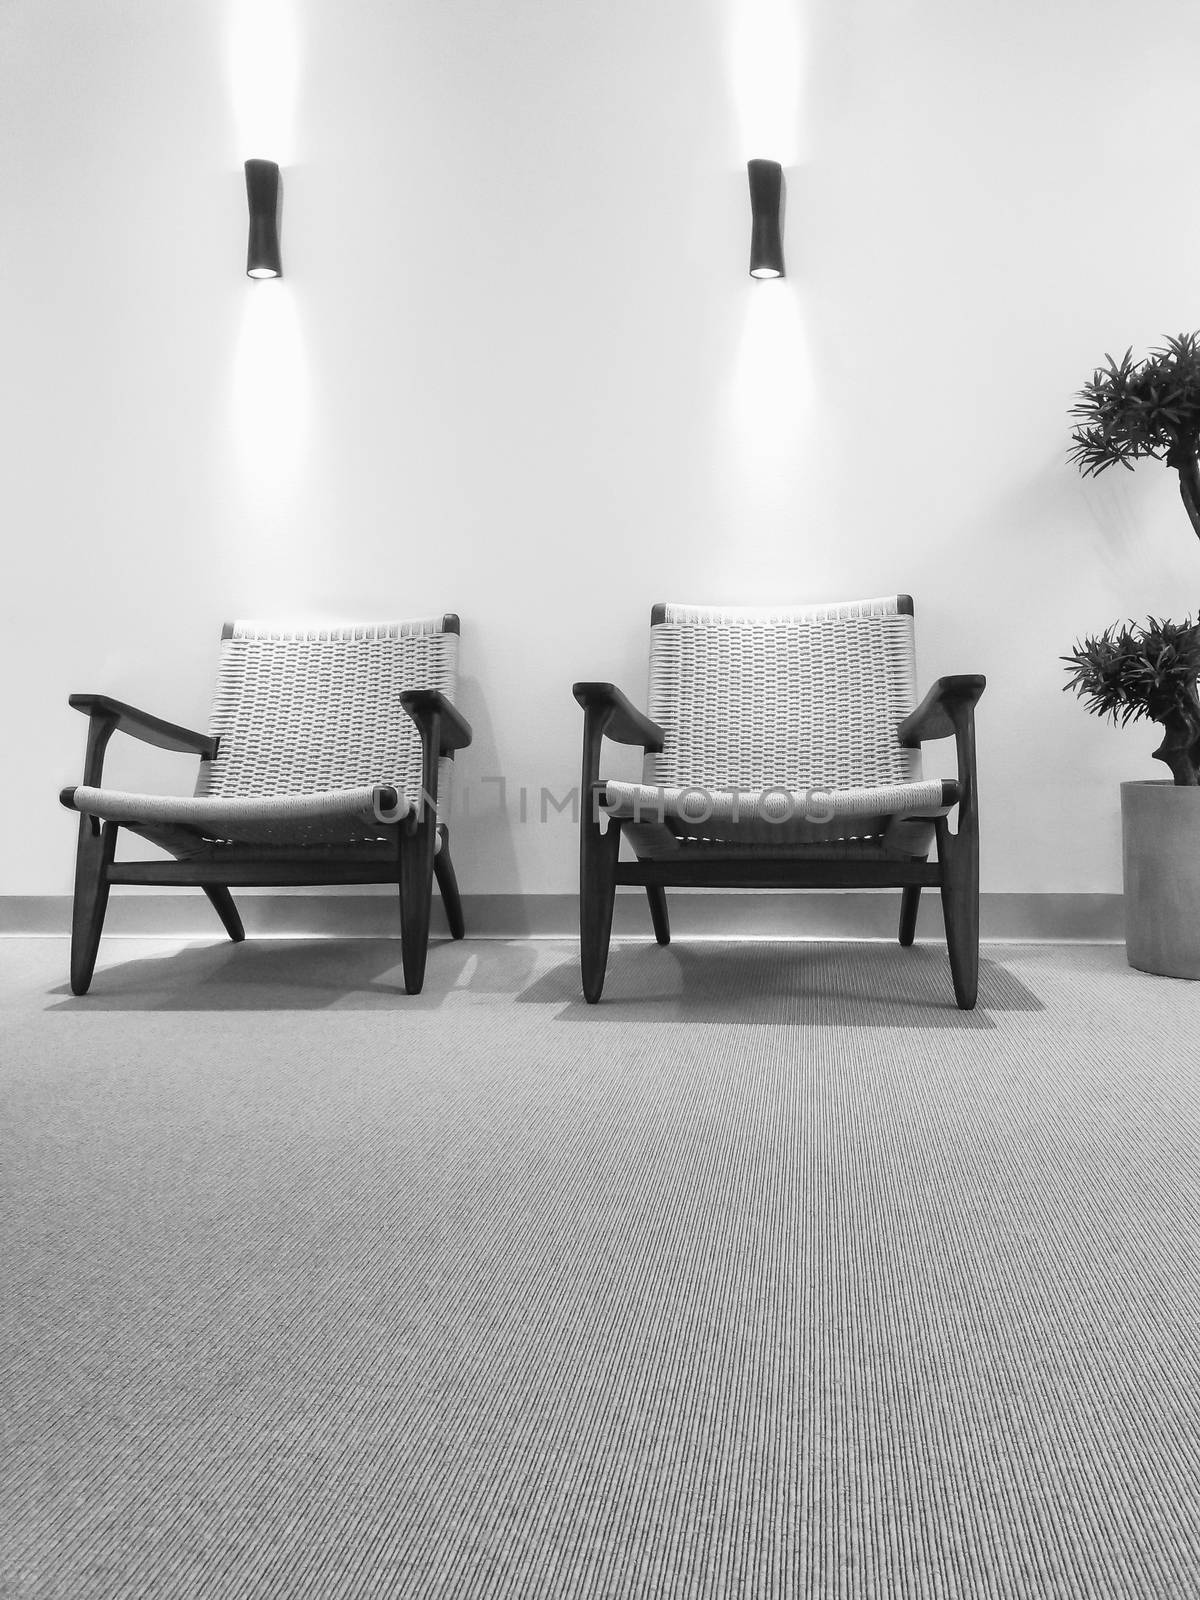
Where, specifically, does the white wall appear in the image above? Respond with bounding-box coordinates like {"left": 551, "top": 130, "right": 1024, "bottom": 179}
{"left": 4, "top": 0, "right": 1199, "bottom": 904}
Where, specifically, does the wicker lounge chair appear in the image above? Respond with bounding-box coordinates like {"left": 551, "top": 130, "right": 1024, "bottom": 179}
{"left": 573, "top": 596, "right": 985, "bottom": 1008}
{"left": 60, "top": 616, "right": 471, "bottom": 996}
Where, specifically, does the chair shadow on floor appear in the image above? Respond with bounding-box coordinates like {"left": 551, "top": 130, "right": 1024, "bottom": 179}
{"left": 45, "top": 938, "right": 1042, "bottom": 1025}
{"left": 516, "top": 941, "right": 1043, "bottom": 1028}
{"left": 44, "top": 937, "right": 495, "bottom": 1013}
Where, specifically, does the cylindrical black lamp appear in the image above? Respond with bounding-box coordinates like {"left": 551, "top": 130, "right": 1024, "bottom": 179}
{"left": 244, "top": 159, "right": 282, "bottom": 279}
{"left": 747, "top": 158, "right": 784, "bottom": 280}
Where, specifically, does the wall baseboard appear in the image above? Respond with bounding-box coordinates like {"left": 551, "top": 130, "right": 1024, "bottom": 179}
{"left": 1, "top": 891, "right": 1124, "bottom": 941}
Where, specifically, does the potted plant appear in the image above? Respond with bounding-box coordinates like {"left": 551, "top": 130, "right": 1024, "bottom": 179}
{"left": 1067, "top": 331, "right": 1200, "bottom": 977}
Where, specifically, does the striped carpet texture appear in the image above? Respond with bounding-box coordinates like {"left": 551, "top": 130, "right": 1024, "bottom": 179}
{"left": 2, "top": 936, "right": 1199, "bottom": 1598}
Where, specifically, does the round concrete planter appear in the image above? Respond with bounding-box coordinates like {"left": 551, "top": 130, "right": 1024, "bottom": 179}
{"left": 1121, "top": 780, "right": 1200, "bottom": 979}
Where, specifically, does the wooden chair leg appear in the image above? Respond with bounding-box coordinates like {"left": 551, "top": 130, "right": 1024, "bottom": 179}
{"left": 580, "top": 816, "right": 622, "bottom": 1004}
{"left": 203, "top": 886, "right": 245, "bottom": 943}
{"left": 937, "top": 824, "right": 979, "bottom": 1010}
{"left": 898, "top": 884, "right": 921, "bottom": 947}
{"left": 70, "top": 817, "right": 118, "bottom": 996}
{"left": 399, "top": 815, "right": 438, "bottom": 995}
{"left": 647, "top": 884, "right": 670, "bottom": 946}
{"left": 433, "top": 824, "right": 465, "bottom": 940}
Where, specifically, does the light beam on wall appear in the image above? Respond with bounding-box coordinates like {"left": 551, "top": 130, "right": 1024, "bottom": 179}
{"left": 229, "top": 0, "right": 298, "bottom": 164}
{"left": 230, "top": 282, "right": 310, "bottom": 564}
{"left": 729, "top": 287, "right": 814, "bottom": 505}
{"left": 228, "top": 0, "right": 309, "bottom": 582}
{"left": 729, "top": 0, "right": 804, "bottom": 166}
{"left": 723, "top": 0, "right": 814, "bottom": 553}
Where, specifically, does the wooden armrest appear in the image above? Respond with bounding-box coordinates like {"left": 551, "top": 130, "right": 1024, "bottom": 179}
{"left": 897, "top": 676, "right": 986, "bottom": 746}
{"left": 399, "top": 689, "right": 473, "bottom": 754}
{"left": 573, "top": 682, "right": 665, "bottom": 751}
{"left": 68, "top": 694, "right": 218, "bottom": 757}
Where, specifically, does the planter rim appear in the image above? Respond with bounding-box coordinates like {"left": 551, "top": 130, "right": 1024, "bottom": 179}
{"left": 1120, "top": 778, "right": 1200, "bottom": 789}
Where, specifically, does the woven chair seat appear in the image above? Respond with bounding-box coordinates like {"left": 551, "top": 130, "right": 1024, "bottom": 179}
{"left": 66, "top": 782, "right": 417, "bottom": 848}
{"left": 604, "top": 775, "right": 955, "bottom": 854}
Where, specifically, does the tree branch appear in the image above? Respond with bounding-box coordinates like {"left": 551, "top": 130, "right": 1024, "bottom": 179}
{"left": 1171, "top": 451, "right": 1200, "bottom": 544}
{"left": 1151, "top": 684, "right": 1200, "bottom": 784}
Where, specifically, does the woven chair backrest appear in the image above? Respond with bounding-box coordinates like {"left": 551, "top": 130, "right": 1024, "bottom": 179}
{"left": 194, "top": 618, "right": 458, "bottom": 802}
{"left": 642, "top": 597, "right": 922, "bottom": 792}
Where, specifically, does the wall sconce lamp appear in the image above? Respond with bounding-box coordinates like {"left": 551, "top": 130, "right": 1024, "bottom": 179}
{"left": 244, "top": 159, "right": 282, "bottom": 279}
{"left": 747, "top": 159, "right": 784, "bottom": 279}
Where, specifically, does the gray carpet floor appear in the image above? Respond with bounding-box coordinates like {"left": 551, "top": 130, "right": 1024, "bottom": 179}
{"left": 2, "top": 934, "right": 1198, "bottom": 1598}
